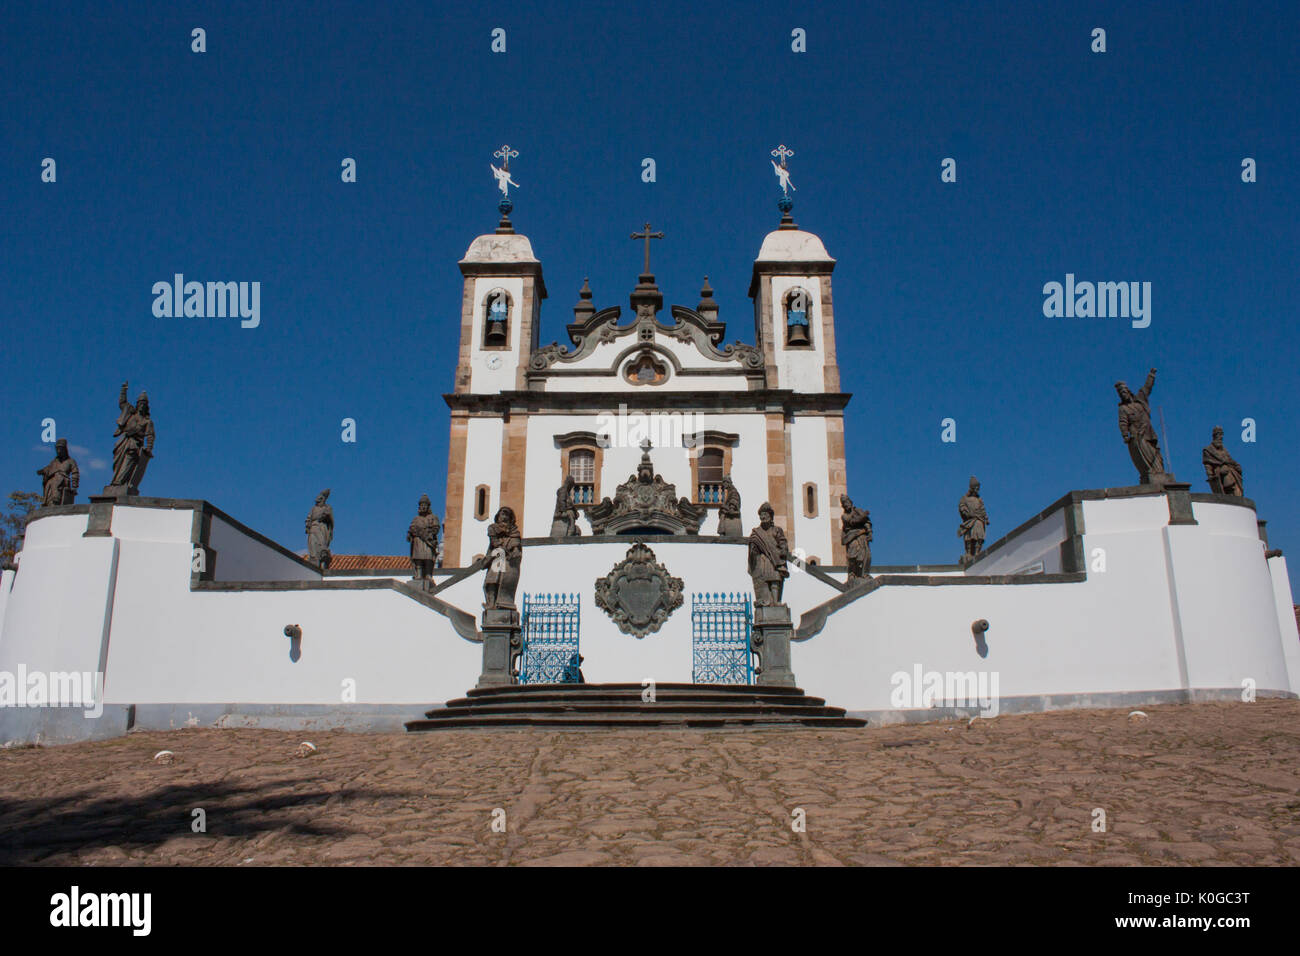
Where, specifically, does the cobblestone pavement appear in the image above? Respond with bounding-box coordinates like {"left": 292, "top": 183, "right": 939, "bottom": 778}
{"left": 3, "top": 699, "right": 1299, "bottom": 866}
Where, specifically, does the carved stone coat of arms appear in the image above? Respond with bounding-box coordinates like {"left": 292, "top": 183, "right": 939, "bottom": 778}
{"left": 594, "top": 540, "right": 685, "bottom": 638}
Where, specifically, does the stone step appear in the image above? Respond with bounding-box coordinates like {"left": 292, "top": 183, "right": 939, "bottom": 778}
{"left": 404, "top": 682, "right": 866, "bottom": 731}
{"left": 405, "top": 712, "right": 867, "bottom": 731}
{"left": 443, "top": 689, "right": 828, "bottom": 708}
{"left": 464, "top": 682, "right": 810, "bottom": 699}
{"left": 422, "top": 700, "right": 848, "bottom": 720}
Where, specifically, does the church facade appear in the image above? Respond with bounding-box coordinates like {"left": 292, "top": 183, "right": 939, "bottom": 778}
{"left": 442, "top": 211, "right": 849, "bottom": 568}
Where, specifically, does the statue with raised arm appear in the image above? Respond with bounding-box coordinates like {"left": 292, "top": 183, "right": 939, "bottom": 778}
{"left": 305, "top": 489, "right": 334, "bottom": 569}
{"left": 104, "top": 381, "right": 155, "bottom": 495}
{"left": 958, "top": 476, "right": 990, "bottom": 563}
{"left": 549, "top": 475, "right": 582, "bottom": 537}
{"left": 1202, "top": 426, "right": 1244, "bottom": 497}
{"left": 37, "top": 439, "right": 79, "bottom": 507}
{"left": 748, "top": 502, "right": 789, "bottom": 606}
{"left": 840, "top": 494, "right": 873, "bottom": 582}
{"left": 717, "top": 474, "right": 743, "bottom": 537}
{"left": 408, "top": 494, "right": 441, "bottom": 586}
{"left": 483, "top": 506, "right": 522, "bottom": 611}
{"left": 1115, "top": 368, "right": 1171, "bottom": 487}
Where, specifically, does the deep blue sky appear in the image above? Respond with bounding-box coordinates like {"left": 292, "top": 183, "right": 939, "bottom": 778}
{"left": 3, "top": 1, "right": 1297, "bottom": 588}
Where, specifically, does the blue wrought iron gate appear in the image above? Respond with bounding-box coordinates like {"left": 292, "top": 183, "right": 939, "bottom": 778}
{"left": 519, "top": 592, "right": 581, "bottom": 684}
{"left": 691, "top": 592, "right": 753, "bottom": 684}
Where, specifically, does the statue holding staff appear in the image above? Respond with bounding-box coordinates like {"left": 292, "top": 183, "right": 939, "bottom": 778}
{"left": 748, "top": 502, "right": 789, "bottom": 607}
{"left": 408, "top": 494, "right": 441, "bottom": 586}
{"left": 37, "top": 439, "right": 79, "bottom": 507}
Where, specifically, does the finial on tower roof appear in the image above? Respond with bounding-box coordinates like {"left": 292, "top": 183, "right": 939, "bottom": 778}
{"left": 491, "top": 144, "right": 520, "bottom": 234}
{"left": 770, "top": 144, "right": 799, "bottom": 229}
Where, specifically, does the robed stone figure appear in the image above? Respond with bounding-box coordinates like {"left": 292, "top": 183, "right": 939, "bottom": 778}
{"left": 105, "top": 381, "right": 155, "bottom": 495}
{"left": 840, "top": 494, "right": 872, "bottom": 581}
{"left": 748, "top": 502, "right": 789, "bottom": 606}
{"left": 305, "top": 489, "right": 334, "bottom": 569}
{"left": 717, "top": 475, "right": 743, "bottom": 537}
{"left": 550, "top": 476, "right": 581, "bottom": 537}
{"left": 1115, "top": 368, "right": 1171, "bottom": 486}
{"left": 483, "top": 506, "right": 522, "bottom": 611}
{"left": 958, "top": 476, "right": 990, "bottom": 561}
{"left": 37, "top": 439, "right": 79, "bottom": 507}
{"left": 408, "top": 494, "right": 441, "bottom": 585}
{"left": 1202, "top": 427, "right": 1244, "bottom": 496}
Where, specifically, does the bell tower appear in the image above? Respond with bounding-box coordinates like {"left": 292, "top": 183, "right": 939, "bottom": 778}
{"left": 443, "top": 147, "right": 547, "bottom": 566}
{"left": 746, "top": 147, "right": 848, "bottom": 563}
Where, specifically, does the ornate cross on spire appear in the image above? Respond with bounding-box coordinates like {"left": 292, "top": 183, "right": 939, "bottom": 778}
{"left": 630, "top": 222, "right": 664, "bottom": 276}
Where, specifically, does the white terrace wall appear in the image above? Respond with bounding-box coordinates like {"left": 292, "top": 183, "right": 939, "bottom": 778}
{"left": 793, "top": 494, "right": 1297, "bottom": 719}
{"left": 0, "top": 503, "right": 479, "bottom": 727}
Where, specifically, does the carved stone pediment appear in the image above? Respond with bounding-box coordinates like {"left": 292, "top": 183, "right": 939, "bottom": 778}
{"left": 594, "top": 540, "right": 684, "bottom": 638}
{"left": 586, "top": 445, "right": 707, "bottom": 535}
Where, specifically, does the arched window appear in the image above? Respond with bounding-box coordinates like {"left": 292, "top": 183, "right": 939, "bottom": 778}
{"left": 785, "top": 288, "right": 812, "bottom": 347}
{"left": 483, "top": 289, "right": 511, "bottom": 348}
{"left": 568, "top": 448, "right": 595, "bottom": 504}
{"left": 697, "top": 448, "right": 724, "bottom": 503}
{"left": 474, "top": 484, "right": 490, "bottom": 520}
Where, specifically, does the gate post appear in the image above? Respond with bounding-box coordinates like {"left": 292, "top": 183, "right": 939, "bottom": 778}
{"left": 751, "top": 604, "right": 797, "bottom": 687}
{"left": 477, "top": 608, "right": 521, "bottom": 687}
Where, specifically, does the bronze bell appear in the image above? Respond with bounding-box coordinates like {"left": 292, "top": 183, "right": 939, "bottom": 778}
{"left": 787, "top": 318, "right": 810, "bottom": 346}
{"left": 485, "top": 316, "right": 507, "bottom": 346}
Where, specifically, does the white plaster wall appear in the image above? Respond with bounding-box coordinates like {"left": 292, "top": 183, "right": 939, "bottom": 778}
{"left": 795, "top": 497, "right": 1296, "bottom": 713}
{"left": 208, "top": 514, "right": 320, "bottom": 582}
{"left": 543, "top": 336, "right": 751, "bottom": 392}
{"left": 458, "top": 417, "right": 504, "bottom": 565}
{"left": 468, "top": 275, "right": 526, "bottom": 394}
{"left": 1165, "top": 505, "right": 1290, "bottom": 694}
{"left": 1268, "top": 556, "right": 1300, "bottom": 694}
{"left": 0, "top": 514, "right": 119, "bottom": 682}
{"left": 789, "top": 416, "right": 831, "bottom": 560}
{"left": 0, "top": 569, "right": 15, "bottom": 649}
{"left": 968, "top": 509, "right": 1067, "bottom": 575}
{"left": 767, "top": 275, "right": 826, "bottom": 393}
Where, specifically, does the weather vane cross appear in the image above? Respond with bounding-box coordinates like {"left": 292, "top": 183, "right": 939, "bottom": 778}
{"left": 770, "top": 144, "right": 796, "bottom": 196}
{"left": 490, "top": 144, "right": 520, "bottom": 199}
{"left": 630, "top": 221, "right": 664, "bottom": 275}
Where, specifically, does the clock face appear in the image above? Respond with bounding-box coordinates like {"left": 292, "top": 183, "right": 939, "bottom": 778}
{"left": 485, "top": 354, "right": 503, "bottom": 370}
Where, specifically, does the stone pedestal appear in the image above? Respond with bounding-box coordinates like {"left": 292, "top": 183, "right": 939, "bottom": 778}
{"left": 1164, "top": 482, "right": 1197, "bottom": 526}
{"left": 751, "top": 604, "right": 797, "bottom": 687}
{"left": 477, "top": 608, "right": 521, "bottom": 688}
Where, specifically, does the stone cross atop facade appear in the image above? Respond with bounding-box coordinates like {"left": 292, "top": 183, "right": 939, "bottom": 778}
{"left": 630, "top": 222, "right": 664, "bottom": 277}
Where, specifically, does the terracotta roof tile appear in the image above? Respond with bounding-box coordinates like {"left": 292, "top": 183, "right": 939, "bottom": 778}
{"left": 328, "top": 554, "right": 414, "bottom": 571}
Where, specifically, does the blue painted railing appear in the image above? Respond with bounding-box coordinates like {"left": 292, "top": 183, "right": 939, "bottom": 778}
{"left": 520, "top": 592, "right": 581, "bottom": 684}
{"left": 691, "top": 592, "right": 753, "bottom": 684}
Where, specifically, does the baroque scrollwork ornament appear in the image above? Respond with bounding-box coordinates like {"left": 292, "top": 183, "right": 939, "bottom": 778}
{"left": 593, "top": 540, "right": 684, "bottom": 639}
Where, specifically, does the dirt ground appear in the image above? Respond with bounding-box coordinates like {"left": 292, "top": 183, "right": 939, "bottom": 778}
{"left": 3, "top": 699, "right": 1299, "bottom": 866}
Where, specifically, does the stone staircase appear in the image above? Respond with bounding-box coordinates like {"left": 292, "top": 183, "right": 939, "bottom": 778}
{"left": 404, "top": 682, "right": 867, "bottom": 731}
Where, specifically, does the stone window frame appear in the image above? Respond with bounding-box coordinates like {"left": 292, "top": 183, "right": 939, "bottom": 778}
{"left": 555, "top": 431, "right": 605, "bottom": 507}
{"left": 783, "top": 287, "right": 815, "bottom": 350}
{"left": 802, "top": 481, "right": 819, "bottom": 518}
{"left": 685, "top": 430, "right": 739, "bottom": 507}
{"left": 474, "top": 484, "right": 491, "bottom": 521}
{"left": 481, "top": 288, "right": 513, "bottom": 351}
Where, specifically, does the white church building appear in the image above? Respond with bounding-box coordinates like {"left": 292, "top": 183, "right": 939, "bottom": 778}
{"left": 2, "top": 182, "right": 1298, "bottom": 742}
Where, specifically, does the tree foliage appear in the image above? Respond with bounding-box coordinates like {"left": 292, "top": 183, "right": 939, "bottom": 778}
{"left": 1, "top": 491, "right": 41, "bottom": 568}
